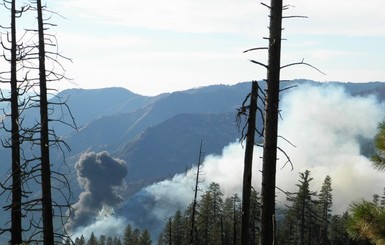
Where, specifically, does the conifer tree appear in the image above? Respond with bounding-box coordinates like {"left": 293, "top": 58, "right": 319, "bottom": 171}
{"left": 99, "top": 235, "right": 106, "bottom": 245}
{"left": 106, "top": 236, "right": 113, "bottom": 245}
{"left": 285, "top": 170, "right": 317, "bottom": 245}
{"left": 113, "top": 237, "right": 122, "bottom": 245}
{"left": 318, "top": 175, "right": 333, "bottom": 245}
{"left": 222, "top": 194, "right": 242, "bottom": 245}
{"left": 76, "top": 235, "right": 86, "bottom": 245}
{"left": 139, "top": 229, "right": 152, "bottom": 245}
{"left": 196, "top": 182, "right": 224, "bottom": 244}
{"left": 329, "top": 212, "right": 351, "bottom": 245}
{"left": 87, "top": 232, "right": 98, "bottom": 245}
{"left": 123, "top": 224, "right": 133, "bottom": 245}
{"left": 347, "top": 199, "right": 385, "bottom": 244}
{"left": 132, "top": 228, "right": 141, "bottom": 244}
{"left": 172, "top": 210, "right": 187, "bottom": 245}
{"left": 371, "top": 121, "right": 385, "bottom": 170}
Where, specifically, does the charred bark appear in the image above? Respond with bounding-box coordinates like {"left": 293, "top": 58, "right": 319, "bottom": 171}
{"left": 260, "top": 0, "right": 283, "bottom": 244}
{"left": 241, "top": 81, "right": 258, "bottom": 245}
{"left": 36, "top": 0, "right": 54, "bottom": 243}
{"left": 10, "top": 0, "right": 22, "bottom": 243}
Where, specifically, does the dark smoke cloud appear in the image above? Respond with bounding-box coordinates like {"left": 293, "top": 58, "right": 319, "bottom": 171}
{"left": 66, "top": 151, "right": 127, "bottom": 232}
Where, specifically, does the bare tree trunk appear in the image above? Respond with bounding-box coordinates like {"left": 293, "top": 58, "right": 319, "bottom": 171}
{"left": 260, "top": 0, "right": 283, "bottom": 244}
{"left": 241, "top": 81, "right": 258, "bottom": 245}
{"left": 190, "top": 141, "right": 203, "bottom": 245}
{"left": 36, "top": 0, "right": 54, "bottom": 243}
{"left": 10, "top": 0, "right": 22, "bottom": 243}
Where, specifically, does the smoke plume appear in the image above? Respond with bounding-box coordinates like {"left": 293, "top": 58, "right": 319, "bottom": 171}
{"left": 276, "top": 84, "right": 385, "bottom": 212}
{"left": 66, "top": 151, "right": 127, "bottom": 232}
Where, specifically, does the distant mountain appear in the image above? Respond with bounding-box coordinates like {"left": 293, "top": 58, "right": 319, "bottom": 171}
{"left": 49, "top": 87, "right": 161, "bottom": 135}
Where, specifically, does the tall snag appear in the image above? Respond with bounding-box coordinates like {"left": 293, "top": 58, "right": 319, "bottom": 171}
{"left": 10, "top": 0, "right": 22, "bottom": 243}
{"left": 190, "top": 141, "right": 204, "bottom": 245}
{"left": 240, "top": 81, "right": 258, "bottom": 244}
{"left": 36, "top": 0, "right": 54, "bottom": 243}
{"left": 260, "top": 0, "right": 283, "bottom": 244}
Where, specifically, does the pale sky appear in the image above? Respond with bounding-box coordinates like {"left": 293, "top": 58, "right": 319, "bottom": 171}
{"left": 6, "top": 0, "right": 385, "bottom": 95}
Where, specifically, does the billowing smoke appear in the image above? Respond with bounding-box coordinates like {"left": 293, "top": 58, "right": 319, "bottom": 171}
{"left": 75, "top": 83, "right": 385, "bottom": 240}
{"left": 276, "top": 84, "right": 385, "bottom": 212}
{"left": 66, "top": 151, "right": 127, "bottom": 233}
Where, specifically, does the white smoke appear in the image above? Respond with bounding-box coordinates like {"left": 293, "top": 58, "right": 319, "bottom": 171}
{"left": 276, "top": 84, "right": 385, "bottom": 212}
{"left": 71, "top": 208, "right": 127, "bottom": 240}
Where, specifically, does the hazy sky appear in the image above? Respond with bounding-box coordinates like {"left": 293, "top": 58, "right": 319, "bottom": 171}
{"left": 29, "top": 0, "right": 385, "bottom": 95}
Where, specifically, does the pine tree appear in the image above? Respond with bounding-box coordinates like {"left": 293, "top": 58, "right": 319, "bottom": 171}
{"left": 76, "top": 235, "right": 86, "bottom": 245}
{"left": 285, "top": 170, "right": 317, "bottom": 245}
{"left": 99, "top": 235, "right": 106, "bottom": 245}
{"left": 329, "top": 213, "right": 351, "bottom": 245}
{"left": 347, "top": 199, "right": 385, "bottom": 244}
{"left": 106, "top": 236, "right": 113, "bottom": 245}
{"left": 318, "top": 175, "right": 333, "bottom": 245}
{"left": 158, "top": 217, "right": 171, "bottom": 245}
{"left": 139, "top": 229, "right": 152, "bottom": 245}
{"left": 87, "top": 232, "right": 99, "bottom": 245}
{"left": 172, "top": 210, "right": 187, "bottom": 245}
{"left": 196, "top": 182, "right": 224, "bottom": 244}
{"left": 113, "top": 237, "right": 122, "bottom": 245}
{"left": 222, "top": 194, "right": 242, "bottom": 245}
{"left": 123, "top": 224, "right": 133, "bottom": 245}
{"left": 132, "top": 228, "right": 141, "bottom": 244}
{"left": 371, "top": 121, "right": 385, "bottom": 170}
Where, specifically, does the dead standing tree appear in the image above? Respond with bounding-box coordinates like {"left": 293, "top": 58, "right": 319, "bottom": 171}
{"left": 260, "top": 0, "right": 283, "bottom": 244}
{"left": 242, "top": 1, "right": 322, "bottom": 244}
{"left": 25, "top": 0, "right": 75, "bottom": 242}
{"left": 35, "top": 0, "right": 54, "bottom": 242}
{"left": 0, "top": 1, "right": 32, "bottom": 243}
{"left": 9, "top": 0, "right": 22, "bottom": 243}
{"left": 237, "top": 81, "right": 259, "bottom": 245}
{"left": 190, "top": 141, "right": 204, "bottom": 245}
{"left": 0, "top": 0, "right": 75, "bottom": 243}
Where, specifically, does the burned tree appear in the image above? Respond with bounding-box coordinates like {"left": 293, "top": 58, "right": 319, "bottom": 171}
{"left": 259, "top": 0, "right": 283, "bottom": 244}
{"left": 9, "top": 0, "right": 22, "bottom": 243}
{"left": 237, "top": 81, "right": 259, "bottom": 245}
{"left": 243, "top": 1, "right": 322, "bottom": 244}
{"left": 0, "top": 0, "right": 75, "bottom": 243}
{"left": 36, "top": 0, "right": 54, "bottom": 242}
{"left": 190, "top": 141, "right": 204, "bottom": 245}
{"left": 0, "top": 1, "right": 32, "bottom": 244}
